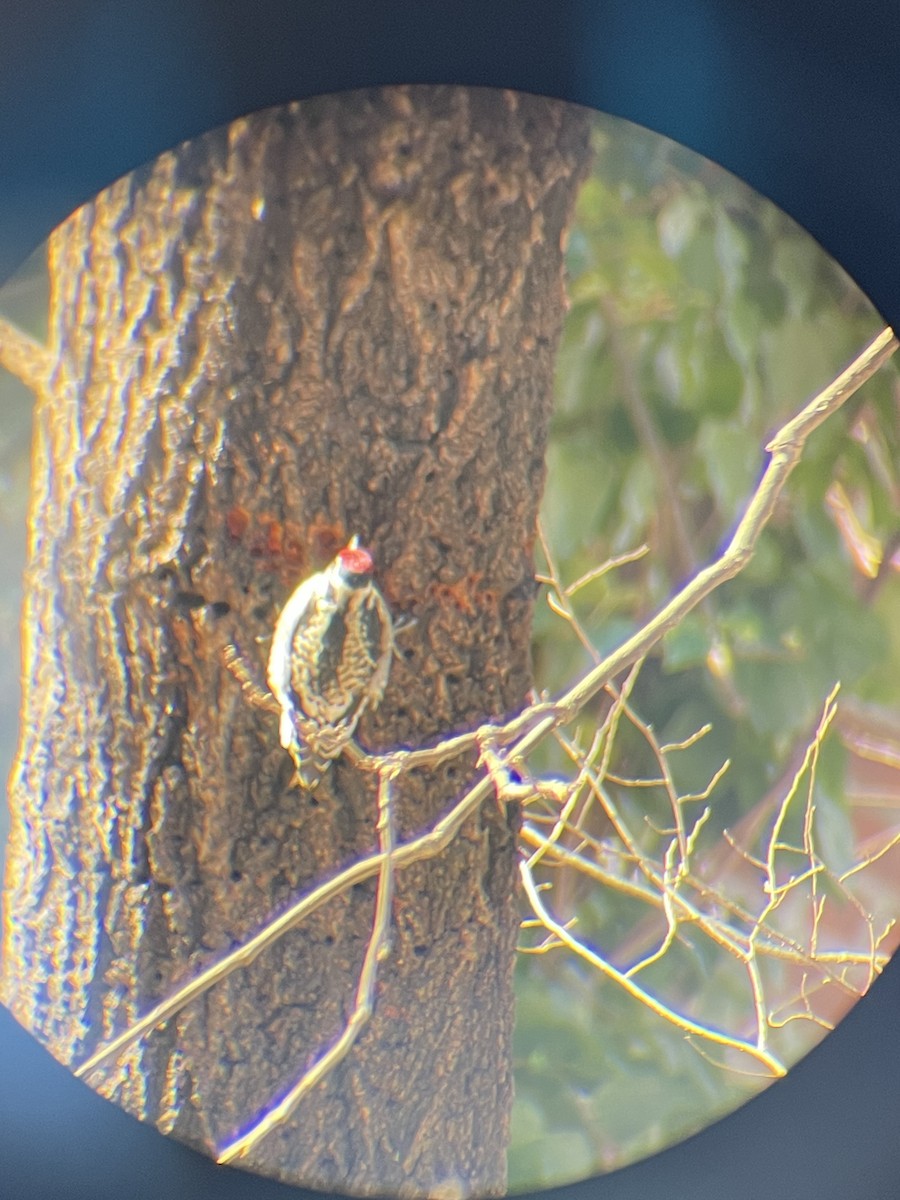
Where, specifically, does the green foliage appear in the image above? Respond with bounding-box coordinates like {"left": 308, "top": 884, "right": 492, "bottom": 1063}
{"left": 539, "top": 116, "right": 894, "bottom": 769}
{"left": 512, "top": 113, "right": 899, "bottom": 1190}
{"left": 509, "top": 952, "right": 757, "bottom": 1192}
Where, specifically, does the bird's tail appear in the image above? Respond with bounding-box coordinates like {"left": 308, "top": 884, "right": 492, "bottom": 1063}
{"left": 287, "top": 719, "right": 357, "bottom": 790}
{"left": 292, "top": 744, "right": 333, "bottom": 790}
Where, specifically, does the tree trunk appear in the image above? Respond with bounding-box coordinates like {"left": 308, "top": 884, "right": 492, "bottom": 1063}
{"left": 0, "top": 86, "right": 590, "bottom": 1197}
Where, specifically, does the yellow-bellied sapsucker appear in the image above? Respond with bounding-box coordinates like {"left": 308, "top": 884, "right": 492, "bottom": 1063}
{"left": 266, "top": 536, "right": 394, "bottom": 788}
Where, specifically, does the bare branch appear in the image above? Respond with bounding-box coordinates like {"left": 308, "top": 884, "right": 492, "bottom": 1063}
{"left": 0, "top": 314, "right": 52, "bottom": 397}
{"left": 519, "top": 857, "right": 787, "bottom": 1076}
{"left": 75, "top": 761, "right": 493, "bottom": 1078}
{"left": 75, "top": 326, "right": 899, "bottom": 1112}
{"left": 548, "top": 327, "right": 898, "bottom": 727}
{"left": 519, "top": 821, "right": 892, "bottom": 976}
{"left": 217, "top": 770, "right": 399, "bottom": 1164}
{"left": 367, "top": 328, "right": 899, "bottom": 774}
{"left": 564, "top": 544, "right": 650, "bottom": 598}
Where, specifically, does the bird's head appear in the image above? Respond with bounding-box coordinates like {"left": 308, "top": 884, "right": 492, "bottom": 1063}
{"left": 335, "top": 535, "right": 375, "bottom": 586}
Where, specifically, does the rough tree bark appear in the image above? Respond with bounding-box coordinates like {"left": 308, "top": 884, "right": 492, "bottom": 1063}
{"left": 0, "top": 87, "right": 591, "bottom": 1196}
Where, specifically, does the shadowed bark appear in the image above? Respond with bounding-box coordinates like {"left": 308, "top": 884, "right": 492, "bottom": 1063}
{"left": 0, "top": 86, "right": 591, "bottom": 1197}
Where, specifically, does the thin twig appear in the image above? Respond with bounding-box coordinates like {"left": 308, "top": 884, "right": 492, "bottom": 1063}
{"left": 536, "top": 520, "right": 602, "bottom": 664}
{"left": 216, "top": 770, "right": 398, "bottom": 1164}
{"left": 545, "top": 327, "right": 899, "bottom": 728}
{"left": 520, "top": 857, "right": 786, "bottom": 1076}
{"left": 519, "top": 822, "right": 892, "bottom": 974}
{"left": 564, "top": 544, "right": 650, "bottom": 597}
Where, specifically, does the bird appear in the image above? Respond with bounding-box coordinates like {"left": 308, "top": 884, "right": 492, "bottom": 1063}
{"left": 266, "top": 536, "right": 394, "bottom": 788}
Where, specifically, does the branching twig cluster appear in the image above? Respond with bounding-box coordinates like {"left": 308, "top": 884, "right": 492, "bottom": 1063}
{"left": 516, "top": 605, "right": 894, "bottom": 1079}
{"left": 69, "top": 328, "right": 899, "bottom": 1161}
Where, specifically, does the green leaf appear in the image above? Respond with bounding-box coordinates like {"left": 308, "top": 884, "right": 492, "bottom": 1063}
{"left": 696, "top": 421, "right": 761, "bottom": 519}
{"left": 662, "top": 612, "right": 710, "bottom": 672}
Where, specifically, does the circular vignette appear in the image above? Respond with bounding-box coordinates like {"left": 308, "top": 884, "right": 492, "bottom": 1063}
{"left": 0, "top": 14, "right": 897, "bottom": 1200}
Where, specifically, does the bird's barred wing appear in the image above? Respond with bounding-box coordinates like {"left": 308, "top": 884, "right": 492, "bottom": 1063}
{"left": 289, "top": 598, "right": 355, "bottom": 727}
{"left": 266, "top": 573, "right": 323, "bottom": 749}
{"left": 266, "top": 572, "right": 348, "bottom": 732}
